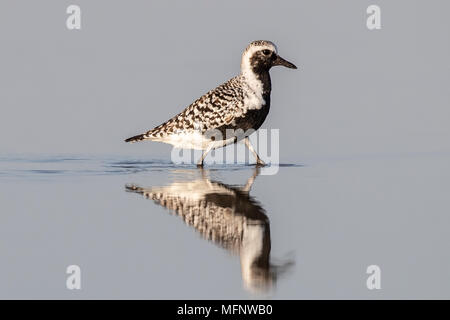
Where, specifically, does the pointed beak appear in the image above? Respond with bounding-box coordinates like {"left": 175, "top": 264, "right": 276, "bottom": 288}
{"left": 272, "top": 54, "right": 297, "bottom": 69}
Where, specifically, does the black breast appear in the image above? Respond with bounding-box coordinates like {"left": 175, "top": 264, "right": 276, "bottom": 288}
{"left": 234, "top": 71, "right": 272, "bottom": 133}
{"left": 213, "top": 71, "right": 272, "bottom": 141}
{"left": 233, "top": 93, "right": 271, "bottom": 133}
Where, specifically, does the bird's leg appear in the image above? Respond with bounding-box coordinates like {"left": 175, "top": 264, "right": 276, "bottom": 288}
{"left": 196, "top": 145, "right": 213, "bottom": 167}
{"left": 244, "top": 137, "right": 266, "bottom": 166}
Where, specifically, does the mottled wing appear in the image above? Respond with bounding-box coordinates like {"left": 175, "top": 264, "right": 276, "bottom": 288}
{"left": 149, "top": 76, "right": 245, "bottom": 138}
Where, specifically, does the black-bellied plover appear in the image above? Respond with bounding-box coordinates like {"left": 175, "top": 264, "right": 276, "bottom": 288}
{"left": 125, "top": 40, "right": 297, "bottom": 166}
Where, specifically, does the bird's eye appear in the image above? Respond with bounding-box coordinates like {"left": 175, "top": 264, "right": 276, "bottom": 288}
{"left": 262, "top": 49, "right": 271, "bottom": 56}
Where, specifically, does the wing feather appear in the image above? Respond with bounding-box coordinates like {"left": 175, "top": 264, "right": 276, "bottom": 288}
{"left": 149, "top": 76, "right": 245, "bottom": 137}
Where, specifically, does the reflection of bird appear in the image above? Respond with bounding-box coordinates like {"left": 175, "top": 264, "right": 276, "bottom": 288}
{"left": 125, "top": 169, "right": 291, "bottom": 293}
{"left": 125, "top": 40, "right": 297, "bottom": 166}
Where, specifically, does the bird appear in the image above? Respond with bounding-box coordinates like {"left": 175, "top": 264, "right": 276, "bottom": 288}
{"left": 125, "top": 169, "right": 293, "bottom": 293}
{"left": 125, "top": 40, "right": 297, "bottom": 167}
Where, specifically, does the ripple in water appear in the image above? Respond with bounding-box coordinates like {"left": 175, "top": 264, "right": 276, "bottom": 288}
{"left": 0, "top": 155, "right": 304, "bottom": 178}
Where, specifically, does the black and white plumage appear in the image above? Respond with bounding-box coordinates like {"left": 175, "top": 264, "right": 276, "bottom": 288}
{"left": 125, "top": 40, "right": 297, "bottom": 166}
{"left": 125, "top": 169, "right": 292, "bottom": 292}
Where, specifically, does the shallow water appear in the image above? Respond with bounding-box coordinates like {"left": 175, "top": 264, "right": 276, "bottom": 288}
{"left": 1, "top": 153, "right": 450, "bottom": 299}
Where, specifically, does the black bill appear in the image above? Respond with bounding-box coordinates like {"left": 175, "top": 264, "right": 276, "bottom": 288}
{"left": 273, "top": 55, "right": 297, "bottom": 69}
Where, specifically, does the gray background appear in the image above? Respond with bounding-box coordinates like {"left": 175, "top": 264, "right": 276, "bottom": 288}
{"left": 0, "top": 0, "right": 450, "bottom": 299}
{"left": 1, "top": 0, "right": 449, "bottom": 160}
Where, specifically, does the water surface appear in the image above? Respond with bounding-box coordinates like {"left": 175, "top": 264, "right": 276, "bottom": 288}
{"left": 1, "top": 153, "right": 450, "bottom": 299}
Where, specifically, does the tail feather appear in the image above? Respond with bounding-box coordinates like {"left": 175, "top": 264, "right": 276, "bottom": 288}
{"left": 125, "top": 121, "right": 170, "bottom": 143}
{"left": 125, "top": 133, "right": 150, "bottom": 143}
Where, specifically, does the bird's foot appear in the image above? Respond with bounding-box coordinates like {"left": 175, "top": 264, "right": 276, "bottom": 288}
{"left": 196, "top": 162, "right": 204, "bottom": 168}
{"left": 255, "top": 159, "right": 266, "bottom": 167}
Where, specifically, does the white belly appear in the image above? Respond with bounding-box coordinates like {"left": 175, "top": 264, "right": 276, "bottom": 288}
{"left": 155, "top": 131, "right": 237, "bottom": 150}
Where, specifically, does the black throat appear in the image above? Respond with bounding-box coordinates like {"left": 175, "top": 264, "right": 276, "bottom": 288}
{"left": 252, "top": 68, "right": 272, "bottom": 95}
{"left": 249, "top": 52, "right": 273, "bottom": 95}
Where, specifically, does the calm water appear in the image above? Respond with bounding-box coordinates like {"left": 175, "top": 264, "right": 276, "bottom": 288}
{"left": 1, "top": 153, "right": 450, "bottom": 299}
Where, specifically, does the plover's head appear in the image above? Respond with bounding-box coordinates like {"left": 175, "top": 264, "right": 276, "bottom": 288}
{"left": 241, "top": 40, "right": 297, "bottom": 75}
